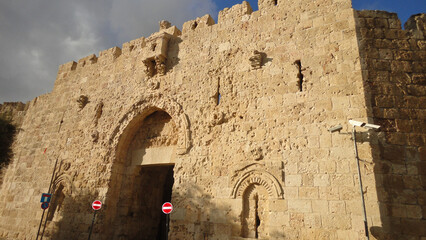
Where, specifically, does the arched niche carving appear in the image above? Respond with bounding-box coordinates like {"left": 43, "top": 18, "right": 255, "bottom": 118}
{"left": 47, "top": 173, "right": 74, "bottom": 222}
{"left": 52, "top": 173, "right": 74, "bottom": 195}
{"left": 231, "top": 170, "right": 284, "bottom": 199}
{"left": 109, "top": 93, "right": 191, "bottom": 164}
{"left": 241, "top": 184, "right": 269, "bottom": 239}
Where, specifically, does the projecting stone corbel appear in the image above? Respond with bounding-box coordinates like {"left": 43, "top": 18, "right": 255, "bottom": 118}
{"left": 141, "top": 22, "right": 176, "bottom": 77}
{"left": 249, "top": 50, "right": 264, "bottom": 69}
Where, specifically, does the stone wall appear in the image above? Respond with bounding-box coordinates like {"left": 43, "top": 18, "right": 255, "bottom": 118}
{"left": 355, "top": 11, "right": 426, "bottom": 239}
{"left": 0, "top": 0, "right": 423, "bottom": 240}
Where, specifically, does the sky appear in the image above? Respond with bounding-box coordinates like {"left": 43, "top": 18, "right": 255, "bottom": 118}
{"left": 0, "top": 0, "right": 424, "bottom": 104}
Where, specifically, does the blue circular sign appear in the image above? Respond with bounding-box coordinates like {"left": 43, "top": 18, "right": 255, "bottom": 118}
{"left": 41, "top": 202, "right": 49, "bottom": 210}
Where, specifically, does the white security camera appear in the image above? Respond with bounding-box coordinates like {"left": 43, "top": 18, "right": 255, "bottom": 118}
{"left": 328, "top": 125, "right": 343, "bottom": 133}
{"left": 364, "top": 123, "right": 381, "bottom": 130}
{"left": 349, "top": 120, "right": 366, "bottom": 127}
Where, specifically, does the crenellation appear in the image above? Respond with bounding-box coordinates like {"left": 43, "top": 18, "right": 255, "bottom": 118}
{"left": 58, "top": 61, "right": 77, "bottom": 74}
{"left": 405, "top": 13, "right": 426, "bottom": 39}
{"left": 122, "top": 36, "right": 146, "bottom": 56}
{"left": 182, "top": 14, "right": 215, "bottom": 34}
{"left": 98, "top": 46, "right": 122, "bottom": 64}
{"left": 77, "top": 54, "right": 98, "bottom": 69}
{"left": 217, "top": 1, "right": 253, "bottom": 26}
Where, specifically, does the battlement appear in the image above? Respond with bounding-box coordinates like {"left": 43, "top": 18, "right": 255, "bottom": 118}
{"left": 55, "top": 0, "right": 295, "bottom": 77}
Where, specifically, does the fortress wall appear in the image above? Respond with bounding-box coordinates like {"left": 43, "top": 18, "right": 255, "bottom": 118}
{"left": 0, "top": 0, "right": 395, "bottom": 239}
{"left": 355, "top": 11, "right": 426, "bottom": 239}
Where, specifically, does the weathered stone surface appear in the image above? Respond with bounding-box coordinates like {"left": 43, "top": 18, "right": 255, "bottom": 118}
{"left": 0, "top": 1, "right": 424, "bottom": 240}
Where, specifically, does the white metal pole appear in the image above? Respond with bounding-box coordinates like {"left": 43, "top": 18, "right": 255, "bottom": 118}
{"left": 352, "top": 126, "right": 370, "bottom": 240}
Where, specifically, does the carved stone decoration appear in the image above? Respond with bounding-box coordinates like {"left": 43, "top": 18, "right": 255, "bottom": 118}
{"left": 93, "top": 101, "right": 104, "bottom": 126}
{"left": 159, "top": 20, "right": 171, "bottom": 30}
{"left": 155, "top": 55, "right": 167, "bottom": 76}
{"left": 143, "top": 58, "right": 155, "bottom": 77}
{"left": 141, "top": 31, "right": 173, "bottom": 78}
{"left": 77, "top": 95, "right": 89, "bottom": 110}
{"left": 244, "top": 143, "right": 263, "bottom": 161}
{"left": 249, "top": 50, "right": 263, "bottom": 69}
{"left": 91, "top": 130, "right": 99, "bottom": 143}
{"left": 231, "top": 170, "right": 284, "bottom": 199}
{"left": 45, "top": 172, "right": 75, "bottom": 223}
{"left": 208, "top": 111, "right": 225, "bottom": 127}
{"left": 148, "top": 80, "right": 160, "bottom": 90}
{"left": 249, "top": 146, "right": 263, "bottom": 161}
{"left": 176, "top": 113, "right": 191, "bottom": 155}
{"left": 52, "top": 173, "right": 75, "bottom": 196}
{"left": 62, "top": 162, "right": 71, "bottom": 171}
{"left": 108, "top": 94, "right": 192, "bottom": 164}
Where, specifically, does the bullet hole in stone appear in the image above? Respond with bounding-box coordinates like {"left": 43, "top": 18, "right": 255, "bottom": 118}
{"left": 274, "top": 0, "right": 278, "bottom": 5}
{"left": 239, "top": 116, "right": 243, "bottom": 119}
{"left": 191, "top": 21, "right": 198, "bottom": 30}
{"left": 294, "top": 60, "right": 304, "bottom": 92}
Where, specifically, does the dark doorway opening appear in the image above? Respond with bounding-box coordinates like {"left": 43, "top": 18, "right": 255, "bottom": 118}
{"left": 117, "top": 165, "right": 174, "bottom": 240}
{"left": 140, "top": 165, "right": 174, "bottom": 240}
{"left": 155, "top": 165, "right": 174, "bottom": 240}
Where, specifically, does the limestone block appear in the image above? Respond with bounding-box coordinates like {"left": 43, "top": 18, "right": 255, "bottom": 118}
{"left": 313, "top": 174, "right": 330, "bottom": 187}
{"left": 285, "top": 174, "right": 302, "bottom": 186}
{"left": 322, "top": 214, "right": 351, "bottom": 229}
{"left": 288, "top": 199, "right": 312, "bottom": 213}
{"left": 299, "top": 187, "right": 319, "bottom": 199}
{"left": 312, "top": 199, "right": 329, "bottom": 213}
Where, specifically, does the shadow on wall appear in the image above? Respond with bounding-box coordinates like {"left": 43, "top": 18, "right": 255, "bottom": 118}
{"left": 42, "top": 189, "right": 100, "bottom": 240}
{"left": 169, "top": 181, "right": 286, "bottom": 240}
{"left": 356, "top": 11, "right": 426, "bottom": 239}
{"left": 169, "top": 182, "right": 238, "bottom": 240}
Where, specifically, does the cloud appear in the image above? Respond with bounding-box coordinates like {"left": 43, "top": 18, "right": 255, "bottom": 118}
{"left": 0, "top": 0, "right": 217, "bottom": 103}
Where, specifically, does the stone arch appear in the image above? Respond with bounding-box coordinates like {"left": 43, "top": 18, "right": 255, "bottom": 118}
{"left": 231, "top": 170, "right": 284, "bottom": 199}
{"left": 108, "top": 93, "right": 191, "bottom": 165}
{"left": 103, "top": 94, "right": 188, "bottom": 239}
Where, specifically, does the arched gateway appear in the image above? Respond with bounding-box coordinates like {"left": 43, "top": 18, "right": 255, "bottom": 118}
{"left": 102, "top": 96, "right": 190, "bottom": 240}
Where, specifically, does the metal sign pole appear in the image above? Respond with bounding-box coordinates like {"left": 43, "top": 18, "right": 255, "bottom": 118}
{"left": 352, "top": 127, "right": 370, "bottom": 240}
{"left": 88, "top": 210, "right": 97, "bottom": 240}
{"left": 36, "top": 155, "right": 59, "bottom": 240}
{"left": 35, "top": 210, "right": 46, "bottom": 240}
{"left": 165, "top": 214, "right": 169, "bottom": 240}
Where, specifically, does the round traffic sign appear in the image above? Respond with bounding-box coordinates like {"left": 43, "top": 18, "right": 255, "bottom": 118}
{"left": 92, "top": 200, "right": 102, "bottom": 210}
{"left": 162, "top": 202, "right": 173, "bottom": 214}
{"left": 41, "top": 202, "right": 49, "bottom": 210}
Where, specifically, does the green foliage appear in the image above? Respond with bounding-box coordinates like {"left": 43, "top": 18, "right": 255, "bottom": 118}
{"left": 0, "top": 114, "right": 16, "bottom": 168}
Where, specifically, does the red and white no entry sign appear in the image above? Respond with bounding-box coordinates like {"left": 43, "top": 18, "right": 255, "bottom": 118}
{"left": 162, "top": 202, "right": 173, "bottom": 214}
{"left": 92, "top": 200, "right": 102, "bottom": 210}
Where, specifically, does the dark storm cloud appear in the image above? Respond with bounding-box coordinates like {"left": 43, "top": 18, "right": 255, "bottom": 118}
{"left": 0, "top": 0, "right": 217, "bottom": 103}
